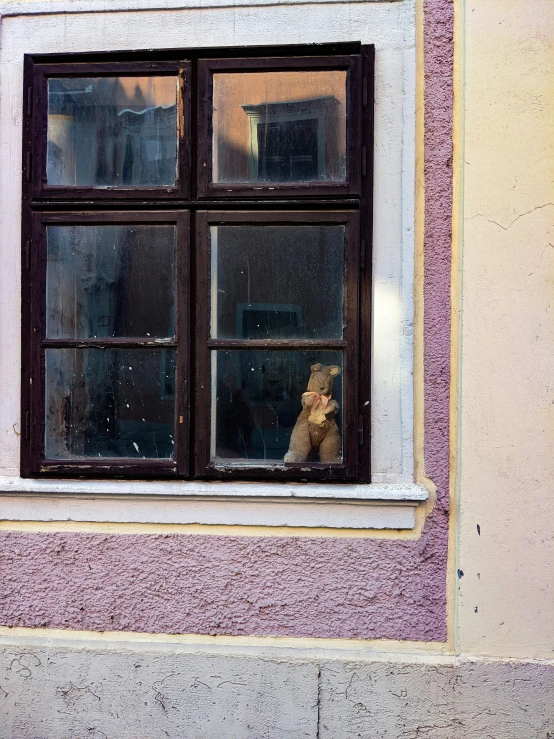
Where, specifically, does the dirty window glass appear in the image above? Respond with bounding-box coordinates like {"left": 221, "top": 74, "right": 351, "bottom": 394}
{"left": 47, "top": 76, "right": 178, "bottom": 187}
{"left": 210, "top": 225, "right": 344, "bottom": 340}
{"left": 46, "top": 224, "right": 176, "bottom": 339}
{"left": 45, "top": 348, "right": 175, "bottom": 459}
{"left": 212, "top": 350, "right": 343, "bottom": 463}
{"left": 212, "top": 71, "right": 347, "bottom": 184}
{"left": 25, "top": 48, "right": 368, "bottom": 480}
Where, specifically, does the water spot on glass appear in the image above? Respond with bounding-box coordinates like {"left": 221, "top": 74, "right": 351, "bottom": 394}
{"left": 132, "top": 442, "right": 140, "bottom": 454}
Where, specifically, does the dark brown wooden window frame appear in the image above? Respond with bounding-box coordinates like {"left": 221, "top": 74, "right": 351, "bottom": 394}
{"left": 21, "top": 42, "right": 374, "bottom": 484}
{"left": 195, "top": 210, "right": 360, "bottom": 481}
{"left": 197, "top": 55, "right": 362, "bottom": 200}
{"left": 30, "top": 61, "right": 191, "bottom": 202}
{"left": 24, "top": 210, "right": 190, "bottom": 478}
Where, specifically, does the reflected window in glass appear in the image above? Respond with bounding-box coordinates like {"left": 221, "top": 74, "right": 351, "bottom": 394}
{"left": 210, "top": 224, "right": 344, "bottom": 340}
{"left": 212, "top": 71, "right": 347, "bottom": 185}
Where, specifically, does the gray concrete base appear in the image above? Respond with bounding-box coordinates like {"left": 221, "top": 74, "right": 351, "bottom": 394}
{"left": 0, "top": 640, "right": 553, "bottom": 738}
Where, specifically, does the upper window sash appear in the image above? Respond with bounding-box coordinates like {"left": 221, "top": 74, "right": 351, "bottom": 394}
{"left": 26, "top": 61, "right": 191, "bottom": 201}
{"left": 197, "top": 55, "right": 362, "bottom": 199}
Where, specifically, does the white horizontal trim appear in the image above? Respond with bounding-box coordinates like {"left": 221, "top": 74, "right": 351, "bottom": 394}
{"left": 0, "top": 0, "right": 403, "bottom": 18}
{"left": 0, "top": 478, "right": 426, "bottom": 529}
{"left": 0, "top": 493, "right": 419, "bottom": 529}
{"left": 0, "top": 476, "right": 428, "bottom": 501}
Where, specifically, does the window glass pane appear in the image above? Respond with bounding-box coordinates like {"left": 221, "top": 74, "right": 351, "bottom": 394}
{"left": 211, "top": 225, "right": 344, "bottom": 339}
{"left": 45, "top": 348, "right": 175, "bottom": 459}
{"left": 212, "top": 350, "right": 343, "bottom": 464}
{"left": 46, "top": 225, "right": 176, "bottom": 339}
{"left": 47, "top": 76, "right": 178, "bottom": 187}
{"left": 212, "top": 71, "right": 347, "bottom": 184}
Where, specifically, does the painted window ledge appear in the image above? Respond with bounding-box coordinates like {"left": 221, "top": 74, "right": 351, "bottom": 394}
{"left": 0, "top": 478, "right": 428, "bottom": 530}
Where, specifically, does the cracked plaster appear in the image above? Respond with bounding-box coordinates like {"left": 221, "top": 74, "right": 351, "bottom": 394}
{"left": 0, "top": 645, "right": 552, "bottom": 738}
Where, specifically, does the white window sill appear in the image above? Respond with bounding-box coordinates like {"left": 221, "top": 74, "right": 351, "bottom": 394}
{"left": 0, "top": 478, "right": 427, "bottom": 530}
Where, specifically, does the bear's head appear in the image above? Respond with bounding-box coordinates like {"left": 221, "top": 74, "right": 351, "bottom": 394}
{"left": 306, "top": 363, "right": 341, "bottom": 397}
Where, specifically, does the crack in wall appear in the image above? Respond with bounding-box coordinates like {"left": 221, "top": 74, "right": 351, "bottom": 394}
{"left": 467, "top": 202, "right": 554, "bottom": 231}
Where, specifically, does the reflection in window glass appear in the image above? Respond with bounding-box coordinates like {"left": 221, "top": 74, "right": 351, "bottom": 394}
{"left": 45, "top": 348, "right": 175, "bottom": 459}
{"left": 211, "top": 225, "right": 344, "bottom": 340}
{"left": 213, "top": 71, "right": 347, "bottom": 184}
{"left": 46, "top": 225, "right": 176, "bottom": 339}
{"left": 212, "top": 350, "right": 343, "bottom": 463}
{"left": 47, "top": 76, "right": 178, "bottom": 187}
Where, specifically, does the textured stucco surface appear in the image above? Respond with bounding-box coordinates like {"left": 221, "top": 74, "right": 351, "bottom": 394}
{"left": 320, "top": 657, "right": 554, "bottom": 738}
{"left": 0, "top": 643, "right": 552, "bottom": 738}
{"left": 1, "top": 532, "right": 445, "bottom": 639}
{"left": 0, "top": 645, "right": 319, "bottom": 739}
{"left": 422, "top": 0, "right": 453, "bottom": 518}
{"left": 0, "top": 0, "right": 454, "bottom": 640}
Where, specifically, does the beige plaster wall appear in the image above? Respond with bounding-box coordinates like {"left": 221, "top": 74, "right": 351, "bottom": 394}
{"left": 457, "top": 0, "right": 554, "bottom": 659}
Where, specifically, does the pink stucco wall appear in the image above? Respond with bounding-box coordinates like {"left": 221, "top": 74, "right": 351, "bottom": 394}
{"left": 1, "top": 532, "right": 447, "bottom": 639}
{"left": 0, "top": 1, "right": 454, "bottom": 641}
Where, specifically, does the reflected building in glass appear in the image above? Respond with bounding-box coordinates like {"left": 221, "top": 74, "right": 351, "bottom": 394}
{"left": 212, "top": 71, "right": 347, "bottom": 184}
{"left": 47, "top": 76, "right": 178, "bottom": 187}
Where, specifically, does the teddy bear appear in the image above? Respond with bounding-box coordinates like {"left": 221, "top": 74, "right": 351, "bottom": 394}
{"left": 284, "top": 363, "right": 342, "bottom": 464}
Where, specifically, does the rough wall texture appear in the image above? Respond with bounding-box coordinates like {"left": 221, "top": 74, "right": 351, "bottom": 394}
{"left": 422, "top": 0, "right": 453, "bottom": 517}
{"left": 1, "top": 645, "right": 552, "bottom": 739}
{"left": 320, "top": 657, "right": 554, "bottom": 738}
{"left": 0, "top": 0, "right": 454, "bottom": 641}
{"left": 0, "top": 533, "right": 444, "bottom": 639}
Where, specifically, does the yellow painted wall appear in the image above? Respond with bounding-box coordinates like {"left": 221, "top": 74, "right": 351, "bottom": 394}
{"left": 457, "top": 0, "right": 554, "bottom": 659}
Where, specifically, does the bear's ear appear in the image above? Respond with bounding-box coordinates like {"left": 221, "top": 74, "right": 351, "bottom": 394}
{"left": 328, "top": 365, "right": 341, "bottom": 376}
{"left": 311, "top": 363, "right": 322, "bottom": 373}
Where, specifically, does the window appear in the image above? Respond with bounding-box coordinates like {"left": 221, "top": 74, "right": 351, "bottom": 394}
{"left": 21, "top": 43, "right": 373, "bottom": 483}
